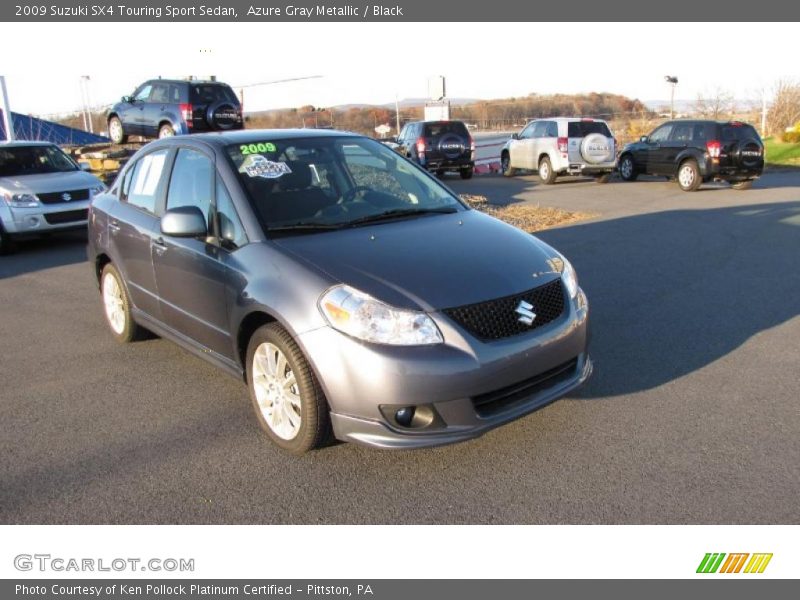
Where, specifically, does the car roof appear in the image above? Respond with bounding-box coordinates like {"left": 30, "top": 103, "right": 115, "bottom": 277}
{"left": 0, "top": 141, "right": 57, "bottom": 148}
{"left": 146, "top": 79, "right": 229, "bottom": 86}
{"left": 155, "top": 128, "right": 363, "bottom": 148}
{"left": 533, "top": 117, "right": 609, "bottom": 123}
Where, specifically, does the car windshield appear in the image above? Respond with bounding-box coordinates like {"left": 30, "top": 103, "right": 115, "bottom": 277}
{"left": 423, "top": 122, "right": 469, "bottom": 137}
{"left": 226, "top": 136, "right": 465, "bottom": 233}
{"left": 191, "top": 84, "right": 238, "bottom": 105}
{"left": 567, "top": 121, "right": 612, "bottom": 137}
{"left": 721, "top": 123, "right": 759, "bottom": 142}
{"left": 0, "top": 144, "right": 78, "bottom": 177}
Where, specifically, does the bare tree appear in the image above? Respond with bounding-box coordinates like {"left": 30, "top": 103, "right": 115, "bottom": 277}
{"left": 768, "top": 79, "right": 800, "bottom": 137}
{"left": 694, "top": 87, "right": 735, "bottom": 119}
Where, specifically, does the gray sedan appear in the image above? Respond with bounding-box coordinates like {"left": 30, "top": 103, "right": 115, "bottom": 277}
{"left": 88, "top": 130, "right": 591, "bottom": 453}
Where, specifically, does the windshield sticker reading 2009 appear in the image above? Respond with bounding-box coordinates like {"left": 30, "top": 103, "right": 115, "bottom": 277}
{"left": 241, "top": 143, "right": 277, "bottom": 155}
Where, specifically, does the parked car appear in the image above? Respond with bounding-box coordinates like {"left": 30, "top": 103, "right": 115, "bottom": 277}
{"left": 618, "top": 120, "right": 764, "bottom": 191}
{"left": 107, "top": 78, "right": 243, "bottom": 144}
{"left": 501, "top": 117, "right": 617, "bottom": 184}
{"left": 0, "top": 141, "right": 106, "bottom": 254}
{"left": 395, "top": 120, "right": 475, "bottom": 178}
{"left": 88, "top": 130, "right": 591, "bottom": 453}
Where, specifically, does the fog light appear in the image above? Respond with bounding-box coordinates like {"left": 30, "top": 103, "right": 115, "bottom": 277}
{"left": 27, "top": 217, "right": 40, "bottom": 228}
{"left": 395, "top": 407, "right": 415, "bottom": 427}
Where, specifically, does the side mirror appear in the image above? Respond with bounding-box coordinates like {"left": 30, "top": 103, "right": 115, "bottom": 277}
{"left": 78, "top": 161, "right": 91, "bottom": 171}
{"left": 161, "top": 206, "right": 207, "bottom": 238}
{"left": 511, "top": 133, "right": 520, "bottom": 140}
{"left": 640, "top": 135, "right": 649, "bottom": 143}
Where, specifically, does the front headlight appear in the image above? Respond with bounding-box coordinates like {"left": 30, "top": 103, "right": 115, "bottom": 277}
{"left": 549, "top": 256, "right": 579, "bottom": 299}
{"left": 90, "top": 184, "right": 107, "bottom": 196}
{"left": 3, "top": 192, "right": 40, "bottom": 208}
{"left": 319, "top": 285, "right": 443, "bottom": 346}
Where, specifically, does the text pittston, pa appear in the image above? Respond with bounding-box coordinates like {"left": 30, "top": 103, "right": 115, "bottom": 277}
{"left": 247, "top": 5, "right": 404, "bottom": 17}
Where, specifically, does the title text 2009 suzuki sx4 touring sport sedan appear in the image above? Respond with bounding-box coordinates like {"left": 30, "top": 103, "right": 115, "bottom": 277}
{"left": 88, "top": 130, "right": 591, "bottom": 454}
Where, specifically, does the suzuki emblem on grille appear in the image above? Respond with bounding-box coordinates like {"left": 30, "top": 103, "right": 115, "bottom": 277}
{"left": 62, "top": 193, "right": 72, "bottom": 202}
{"left": 516, "top": 300, "right": 537, "bottom": 326}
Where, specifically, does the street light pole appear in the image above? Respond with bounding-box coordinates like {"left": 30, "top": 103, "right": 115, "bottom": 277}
{"left": 395, "top": 94, "right": 401, "bottom": 135}
{"left": 1, "top": 76, "right": 15, "bottom": 141}
{"left": 665, "top": 76, "right": 679, "bottom": 119}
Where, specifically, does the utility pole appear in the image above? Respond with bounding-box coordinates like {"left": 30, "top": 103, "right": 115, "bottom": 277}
{"left": 395, "top": 94, "right": 401, "bottom": 136}
{"left": 761, "top": 91, "right": 768, "bottom": 137}
{"left": 665, "top": 76, "right": 679, "bottom": 119}
{"left": 1, "top": 76, "right": 15, "bottom": 141}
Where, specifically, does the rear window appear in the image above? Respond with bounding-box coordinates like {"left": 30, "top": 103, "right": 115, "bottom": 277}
{"left": 567, "top": 121, "right": 612, "bottom": 138}
{"left": 721, "top": 123, "right": 760, "bottom": 142}
{"left": 423, "top": 122, "right": 469, "bottom": 138}
{"left": 190, "top": 84, "right": 238, "bottom": 105}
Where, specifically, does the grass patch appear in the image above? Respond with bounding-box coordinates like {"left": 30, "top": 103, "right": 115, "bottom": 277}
{"left": 764, "top": 137, "right": 800, "bottom": 167}
{"left": 460, "top": 194, "right": 596, "bottom": 233}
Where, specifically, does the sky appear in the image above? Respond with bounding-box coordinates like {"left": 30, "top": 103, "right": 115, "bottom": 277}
{"left": 1, "top": 21, "right": 795, "bottom": 117}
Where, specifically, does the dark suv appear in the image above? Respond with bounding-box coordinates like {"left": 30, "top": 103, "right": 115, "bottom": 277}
{"left": 396, "top": 120, "right": 475, "bottom": 179}
{"left": 107, "top": 79, "right": 243, "bottom": 144}
{"left": 618, "top": 120, "right": 764, "bottom": 191}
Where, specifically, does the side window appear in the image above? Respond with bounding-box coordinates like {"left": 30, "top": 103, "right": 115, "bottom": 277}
{"left": 531, "top": 122, "right": 549, "bottom": 138}
{"left": 166, "top": 149, "right": 214, "bottom": 229}
{"left": 545, "top": 121, "right": 558, "bottom": 138}
{"left": 215, "top": 180, "right": 247, "bottom": 249}
{"left": 150, "top": 83, "right": 169, "bottom": 104}
{"left": 693, "top": 124, "right": 710, "bottom": 142}
{"left": 122, "top": 149, "right": 169, "bottom": 214}
{"left": 519, "top": 122, "right": 536, "bottom": 139}
{"left": 134, "top": 84, "right": 152, "bottom": 102}
{"left": 649, "top": 124, "right": 673, "bottom": 143}
{"left": 671, "top": 123, "right": 693, "bottom": 142}
{"left": 398, "top": 125, "right": 409, "bottom": 142}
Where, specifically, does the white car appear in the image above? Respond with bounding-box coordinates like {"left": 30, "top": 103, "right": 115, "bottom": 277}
{"left": 0, "top": 141, "right": 106, "bottom": 253}
{"left": 501, "top": 117, "right": 617, "bottom": 184}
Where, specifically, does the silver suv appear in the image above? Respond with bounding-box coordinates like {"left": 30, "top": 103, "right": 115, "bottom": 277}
{"left": 501, "top": 117, "right": 616, "bottom": 184}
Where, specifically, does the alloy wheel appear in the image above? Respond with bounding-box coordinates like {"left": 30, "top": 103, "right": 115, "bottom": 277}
{"left": 252, "top": 342, "right": 302, "bottom": 440}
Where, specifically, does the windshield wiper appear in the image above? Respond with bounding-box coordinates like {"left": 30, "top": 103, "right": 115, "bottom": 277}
{"left": 345, "top": 207, "right": 458, "bottom": 227}
{"left": 266, "top": 222, "right": 343, "bottom": 233}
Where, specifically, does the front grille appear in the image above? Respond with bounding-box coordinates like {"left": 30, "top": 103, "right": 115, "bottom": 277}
{"left": 38, "top": 189, "right": 90, "bottom": 204}
{"left": 443, "top": 278, "right": 566, "bottom": 341}
{"left": 43, "top": 209, "right": 88, "bottom": 225}
{"left": 472, "top": 358, "right": 578, "bottom": 418}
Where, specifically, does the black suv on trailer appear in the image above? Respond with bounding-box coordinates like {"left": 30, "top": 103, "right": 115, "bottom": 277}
{"left": 107, "top": 79, "right": 243, "bottom": 144}
{"left": 618, "top": 120, "right": 764, "bottom": 191}
{"left": 396, "top": 120, "right": 475, "bottom": 179}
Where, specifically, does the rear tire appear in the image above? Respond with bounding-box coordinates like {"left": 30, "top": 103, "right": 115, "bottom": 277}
{"left": 246, "top": 323, "right": 332, "bottom": 454}
{"left": 677, "top": 159, "right": 702, "bottom": 192}
{"left": 618, "top": 154, "right": 638, "bottom": 181}
{"left": 100, "top": 263, "right": 142, "bottom": 343}
{"left": 460, "top": 166, "right": 474, "bottom": 180}
{"left": 732, "top": 180, "right": 754, "bottom": 190}
{"left": 538, "top": 156, "right": 557, "bottom": 184}
{"left": 501, "top": 153, "right": 517, "bottom": 177}
{"left": 108, "top": 117, "right": 127, "bottom": 145}
{"left": 158, "top": 123, "right": 175, "bottom": 139}
{"left": 595, "top": 173, "right": 612, "bottom": 184}
{"left": 0, "top": 226, "right": 15, "bottom": 255}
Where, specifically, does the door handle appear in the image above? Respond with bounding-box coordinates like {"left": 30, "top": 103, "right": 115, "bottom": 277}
{"left": 152, "top": 237, "right": 168, "bottom": 256}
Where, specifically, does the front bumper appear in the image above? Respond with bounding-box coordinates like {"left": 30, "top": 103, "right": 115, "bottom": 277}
{"left": 1, "top": 202, "right": 89, "bottom": 235}
{"left": 297, "top": 287, "right": 590, "bottom": 449}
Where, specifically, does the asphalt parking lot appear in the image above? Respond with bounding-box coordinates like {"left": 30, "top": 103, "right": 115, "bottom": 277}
{"left": 1, "top": 171, "right": 798, "bottom": 524}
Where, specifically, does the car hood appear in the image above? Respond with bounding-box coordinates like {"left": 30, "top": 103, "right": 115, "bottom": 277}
{"left": 273, "top": 209, "right": 562, "bottom": 311}
{"left": 0, "top": 170, "right": 103, "bottom": 195}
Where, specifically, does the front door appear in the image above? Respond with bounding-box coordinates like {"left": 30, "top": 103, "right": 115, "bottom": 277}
{"left": 151, "top": 147, "right": 233, "bottom": 359}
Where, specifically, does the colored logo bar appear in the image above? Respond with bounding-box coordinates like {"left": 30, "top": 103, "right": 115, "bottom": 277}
{"left": 697, "top": 553, "right": 773, "bottom": 574}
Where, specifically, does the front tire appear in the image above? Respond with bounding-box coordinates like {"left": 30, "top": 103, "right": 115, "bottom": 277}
{"left": 247, "top": 323, "right": 331, "bottom": 454}
{"left": 0, "top": 226, "right": 15, "bottom": 255}
{"left": 460, "top": 166, "right": 474, "bottom": 179}
{"left": 677, "top": 159, "right": 702, "bottom": 192}
{"left": 538, "top": 156, "right": 557, "bottom": 184}
{"left": 108, "top": 117, "right": 127, "bottom": 145}
{"left": 501, "top": 153, "right": 517, "bottom": 177}
{"left": 618, "top": 154, "right": 638, "bottom": 181}
{"left": 100, "top": 263, "right": 141, "bottom": 343}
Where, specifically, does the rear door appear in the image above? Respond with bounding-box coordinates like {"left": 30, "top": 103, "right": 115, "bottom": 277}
{"left": 151, "top": 146, "right": 233, "bottom": 358}
{"left": 720, "top": 122, "right": 764, "bottom": 172}
{"left": 424, "top": 121, "right": 471, "bottom": 164}
{"left": 109, "top": 148, "right": 171, "bottom": 319}
{"left": 567, "top": 120, "right": 614, "bottom": 164}
{"left": 190, "top": 84, "right": 241, "bottom": 132}
{"left": 663, "top": 121, "right": 695, "bottom": 172}
{"left": 143, "top": 82, "right": 172, "bottom": 137}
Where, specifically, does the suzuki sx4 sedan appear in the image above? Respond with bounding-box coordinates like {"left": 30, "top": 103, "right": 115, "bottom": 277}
{"left": 88, "top": 130, "right": 591, "bottom": 453}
